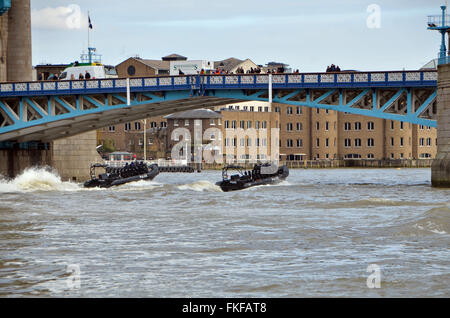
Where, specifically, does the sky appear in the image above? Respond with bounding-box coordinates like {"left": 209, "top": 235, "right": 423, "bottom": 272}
{"left": 30, "top": 0, "right": 447, "bottom": 72}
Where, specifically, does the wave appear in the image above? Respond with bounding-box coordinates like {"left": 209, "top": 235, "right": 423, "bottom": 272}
{"left": 177, "top": 180, "right": 222, "bottom": 192}
{"left": 0, "top": 167, "right": 81, "bottom": 193}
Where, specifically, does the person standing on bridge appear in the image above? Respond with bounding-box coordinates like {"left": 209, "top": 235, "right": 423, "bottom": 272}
{"left": 85, "top": 71, "right": 91, "bottom": 80}
{"left": 79, "top": 73, "right": 84, "bottom": 80}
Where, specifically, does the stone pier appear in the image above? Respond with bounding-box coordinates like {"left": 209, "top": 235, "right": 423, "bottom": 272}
{"left": 52, "top": 131, "right": 104, "bottom": 182}
{"left": 431, "top": 63, "right": 450, "bottom": 187}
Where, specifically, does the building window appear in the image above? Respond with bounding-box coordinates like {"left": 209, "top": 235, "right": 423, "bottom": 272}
{"left": 225, "top": 138, "right": 230, "bottom": 147}
{"left": 287, "top": 123, "right": 293, "bottom": 131}
{"left": 225, "top": 120, "right": 230, "bottom": 128}
{"left": 135, "top": 122, "right": 141, "bottom": 130}
{"left": 316, "top": 108, "right": 320, "bottom": 114}
{"left": 109, "top": 126, "right": 115, "bottom": 132}
{"left": 427, "top": 138, "right": 432, "bottom": 146}
{"left": 419, "top": 138, "right": 425, "bottom": 146}
{"left": 275, "top": 107, "right": 280, "bottom": 113}
{"left": 391, "top": 137, "right": 394, "bottom": 146}
{"left": 400, "top": 137, "right": 404, "bottom": 147}
{"left": 125, "top": 123, "right": 131, "bottom": 131}
{"left": 316, "top": 122, "right": 320, "bottom": 131}
{"left": 148, "top": 138, "right": 153, "bottom": 145}
{"left": 232, "top": 138, "right": 237, "bottom": 147}
{"left": 296, "top": 122, "right": 303, "bottom": 131}
{"left": 296, "top": 107, "right": 302, "bottom": 115}
{"left": 160, "top": 121, "right": 167, "bottom": 128}
{"left": 151, "top": 121, "right": 157, "bottom": 128}
{"left": 264, "top": 107, "right": 269, "bottom": 112}
{"left": 250, "top": 106, "right": 254, "bottom": 112}
{"left": 420, "top": 125, "right": 425, "bottom": 130}
{"left": 355, "top": 138, "right": 362, "bottom": 147}
{"left": 262, "top": 121, "right": 267, "bottom": 129}
{"left": 355, "top": 122, "right": 362, "bottom": 131}
{"left": 210, "top": 119, "right": 215, "bottom": 126}
{"left": 367, "top": 153, "right": 374, "bottom": 159}
{"left": 287, "top": 107, "right": 293, "bottom": 115}
{"left": 367, "top": 138, "right": 374, "bottom": 147}
{"left": 344, "top": 138, "right": 351, "bottom": 148}
{"left": 367, "top": 121, "right": 374, "bottom": 131}
{"left": 247, "top": 121, "right": 252, "bottom": 129}
{"left": 325, "top": 138, "right": 329, "bottom": 148}
{"left": 316, "top": 138, "right": 320, "bottom": 148}
{"left": 400, "top": 122, "right": 404, "bottom": 130}
{"left": 297, "top": 139, "right": 303, "bottom": 148}
{"left": 240, "top": 138, "right": 245, "bottom": 147}
{"left": 344, "top": 122, "right": 351, "bottom": 131}
{"left": 325, "top": 121, "right": 329, "bottom": 131}
{"left": 287, "top": 139, "right": 293, "bottom": 148}
{"left": 174, "top": 120, "right": 179, "bottom": 127}
{"left": 390, "top": 120, "right": 394, "bottom": 130}
{"left": 232, "top": 121, "right": 236, "bottom": 129}
{"left": 258, "top": 106, "right": 262, "bottom": 112}
{"left": 255, "top": 121, "right": 260, "bottom": 129}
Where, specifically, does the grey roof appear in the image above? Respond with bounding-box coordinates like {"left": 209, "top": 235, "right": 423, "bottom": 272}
{"left": 164, "top": 109, "right": 222, "bottom": 119}
{"left": 214, "top": 57, "right": 244, "bottom": 71}
{"left": 162, "top": 54, "right": 188, "bottom": 61}
{"left": 140, "top": 59, "right": 170, "bottom": 71}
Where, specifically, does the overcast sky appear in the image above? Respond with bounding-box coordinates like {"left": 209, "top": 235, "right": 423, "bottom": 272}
{"left": 30, "top": 0, "right": 446, "bottom": 71}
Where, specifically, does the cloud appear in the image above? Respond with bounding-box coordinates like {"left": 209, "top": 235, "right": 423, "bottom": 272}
{"left": 31, "top": 5, "right": 88, "bottom": 30}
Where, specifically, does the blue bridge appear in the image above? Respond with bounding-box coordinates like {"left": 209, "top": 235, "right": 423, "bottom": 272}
{"left": 0, "top": 70, "right": 438, "bottom": 142}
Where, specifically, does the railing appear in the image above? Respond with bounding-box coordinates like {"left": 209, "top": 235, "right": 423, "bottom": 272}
{"left": 427, "top": 14, "right": 450, "bottom": 28}
{"left": 0, "top": 71, "right": 438, "bottom": 97}
{"left": 104, "top": 159, "right": 188, "bottom": 167}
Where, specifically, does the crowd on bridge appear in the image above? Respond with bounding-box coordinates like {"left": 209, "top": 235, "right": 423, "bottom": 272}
{"left": 326, "top": 64, "right": 342, "bottom": 72}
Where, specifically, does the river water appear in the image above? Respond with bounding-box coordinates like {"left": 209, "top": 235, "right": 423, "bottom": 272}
{"left": 0, "top": 167, "right": 448, "bottom": 297}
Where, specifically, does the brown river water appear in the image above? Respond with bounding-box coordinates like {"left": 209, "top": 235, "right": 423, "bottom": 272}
{"left": 0, "top": 167, "right": 448, "bottom": 297}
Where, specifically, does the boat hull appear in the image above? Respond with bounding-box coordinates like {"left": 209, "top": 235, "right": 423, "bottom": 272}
{"left": 83, "top": 165, "right": 159, "bottom": 188}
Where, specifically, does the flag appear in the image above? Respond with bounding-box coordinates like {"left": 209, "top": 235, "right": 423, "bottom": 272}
{"left": 88, "top": 15, "right": 93, "bottom": 29}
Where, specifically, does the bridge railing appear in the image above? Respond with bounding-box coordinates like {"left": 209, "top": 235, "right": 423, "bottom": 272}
{"left": 0, "top": 71, "right": 438, "bottom": 97}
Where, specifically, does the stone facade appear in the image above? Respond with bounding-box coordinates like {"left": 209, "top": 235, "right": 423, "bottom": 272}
{"left": 432, "top": 63, "right": 450, "bottom": 187}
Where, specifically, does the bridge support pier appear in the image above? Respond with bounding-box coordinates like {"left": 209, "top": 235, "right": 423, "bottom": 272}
{"left": 432, "top": 63, "right": 450, "bottom": 187}
{"left": 0, "top": 147, "right": 52, "bottom": 179}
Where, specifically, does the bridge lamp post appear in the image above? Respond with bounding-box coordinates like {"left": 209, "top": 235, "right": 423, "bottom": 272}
{"left": 427, "top": 5, "right": 450, "bottom": 65}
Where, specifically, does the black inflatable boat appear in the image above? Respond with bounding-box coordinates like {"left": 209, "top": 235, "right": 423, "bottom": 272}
{"left": 216, "top": 163, "right": 289, "bottom": 192}
{"left": 84, "top": 161, "right": 159, "bottom": 188}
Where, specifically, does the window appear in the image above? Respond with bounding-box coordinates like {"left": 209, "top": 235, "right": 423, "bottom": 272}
{"left": 287, "top": 107, "right": 293, "bottom": 115}
{"left": 258, "top": 106, "right": 262, "bottom": 112}
{"left": 240, "top": 121, "right": 245, "bottom": 129}
{"left": 185, "top": 119, "right": 190, "bottom": 126}
{"left": 316, "top": 138, "right": 320, "bottom": 148}
{"left": 148, "top": 138, "right": 153, "bottom": 145}
{"left": 275, "top": 107, "right": 280, "bottom": 113}
{"left": 174, "top": 120, "right": 179, "bottom": 127}
{"left": 390, "top": 121, "right": 394, "bottom": 130}
{"left": 287, "top": 139, "right": 293, "bottom": 148}
{"left": 125, "top": 123, "right": 131, "bottom": 131}
{"left": 232, "top": 138, "right": 237, "bottom": 147}
{"left": 247, "top": 138, "right": 252, "bottom": 147}
{"left": 367, "top": 138, "right": 374, "bottom": 147}
{"left": 262, "top": 121, "right": 267, "bottom": 129}
{"left": 297, "top": 139, "right": 303, "bottom": 148}
{"left": 419, "top": 138, "right": 425, "bottom": 146}
{"left": 262, "top": 138, "right": 267, "bottom": 147}
{"left": 225, "top": 138, "right": 230, "bottom": 147}
{"left": 255, "top": 121, "right": 260, "bottom": 129}
{"left": 250, "top": 106, "right": 254, "bottom": 112}
{"left": 160, "top": 121, "right": 167, "bottom": 128}
{"left": 243, "top": 106, "right": 248, "bottom": 111}
{"left": 240, "top": 138, "right": 245, "bottom": 147}
{"left": 218, "top": 119, "right": 222, "bottom": 126}
{"left": 325, "top": 138, "right": 329, "bottom": 148}
{"left": 344, "top": 122, "right": 351, "bottom": 131}
{"left": 400, "top": 122, "right": 404, "bottom": 130}
{"left": 151, "top": 122, "right": 157, "bottom": 128}
{"left": 420, "top": 153, "right": 432, "bottom": 158}
{"left": 108, "top": 126, "right": 115, "bottom": 132}
{"left": 296, "top": 122, "right": 303, "bottom": 131}
{"left": 367, "top": 153, "right": 374, "bottom": 159}
{"left": 355, "top": 122, "right": 362, "bottom": 131}
{"left": 235, "top": 106, "right": 240, "bottom": 110}
{"left": 325, "top": 121, "right": 329, "bottom": 131}
{"left": 247, "top": 121, "right": 252, "bottom": 129}
{"left": 232, "top": 121, "right": 236, "bottom": 129}
{"left": 316, "top": 122, "right": 320, "bottom": 131}
{"left": 391, "top": 137, "right": 394, "bottom": 146}
{"left": 367, "top": 121, "right": 374, "bottom": 131}
{"left": 420, "top": 125, "right": 425, "bottom": 130}
{"left": 296, "top": 107, "right": 302, "bottom": 115}
{"left": 287, "top": 123, "right": 293, "bottom": 131}
{"left": 400, "top": 137, "right": 404, "bottom": 147}
{"left": 345, "top": 138, "right": 351, "bottom": 148}
{"left": 427, "top": 138, "right": 432, "bottom": 146}
{"left": 256, "top": 138, "right": 260, "bottom": 147}
{"left": 355, "top": 138, "right": 362, "bottom": 147}
{"left": 316, "top": 108, "right": 320, "bottom": 114}
{"left": 264, "top": 107, "right": 269, "bottom": 112}
{"left": 135, "top": 122, "right": 141, "bottom": 130}
{"left": 225, "top": 120, "right": 230, "bottom": 128}
{"left": 138, "top": 139, "right": 143, "bottom": 146}
{"left": 210, "top": 119, "right": 215, "bottom": 126}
